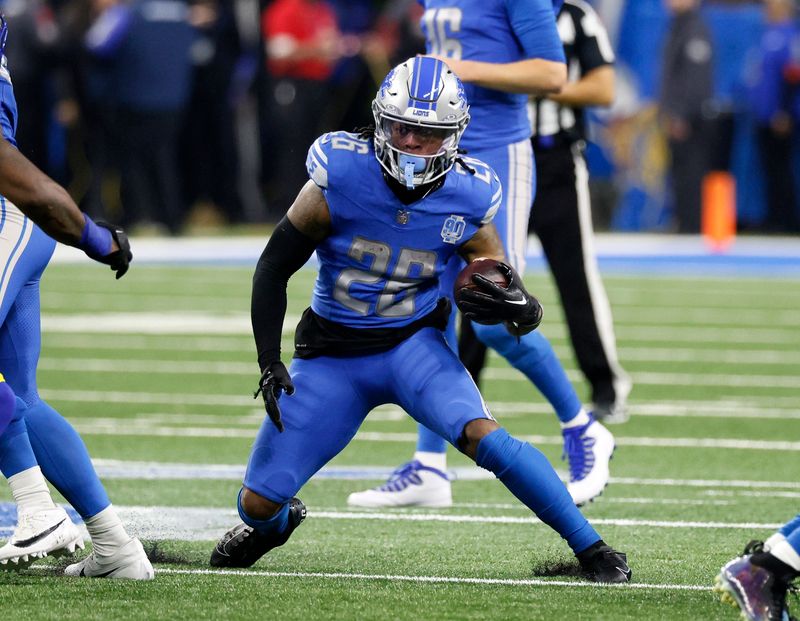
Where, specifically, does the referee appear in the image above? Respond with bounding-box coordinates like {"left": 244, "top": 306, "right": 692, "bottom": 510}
{"left": 528, "top": 0, "right": 631, "bottom": 422}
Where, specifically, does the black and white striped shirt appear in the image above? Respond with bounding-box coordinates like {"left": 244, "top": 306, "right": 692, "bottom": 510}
{"left": 529, "top": 0, "right": 615, "bottom": 145}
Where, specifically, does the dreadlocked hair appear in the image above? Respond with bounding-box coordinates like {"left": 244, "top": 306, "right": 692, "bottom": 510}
{"left": 356, "top": 125, "right": 376, "bottom": 140}
{"left": 456, "top": 157, "right": 476, "bottom": 175}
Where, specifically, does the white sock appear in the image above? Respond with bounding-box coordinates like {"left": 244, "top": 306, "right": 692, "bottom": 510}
{"left": 84, "top": 505, "right": 131, "bottom": 558}
{"left": 770, "top": 539, "right": 800, "bottom": 573}
{"left": 561, "top": 408, "right": 590, "bottom": 430}
{"left": 8, "top": 466, "right": 56, "bottom": 515}
{"left": 764, "top": 533, "right": 786, "bottom": 552}
{"left": 414, "top": 451, "right": 447, "bottom": 472}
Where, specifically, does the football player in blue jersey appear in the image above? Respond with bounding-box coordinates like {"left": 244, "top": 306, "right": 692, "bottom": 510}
{"left": 210, "top": 56, "right": 630, "bottom": 583}
{"left": 348, "top": 0, "right": 616, "bottom": 509}
{"left": 0, "top": 19, "right": 153, "bottom": 579}
{"left": 715, "top": 513, "right": 800, "bottom": 621}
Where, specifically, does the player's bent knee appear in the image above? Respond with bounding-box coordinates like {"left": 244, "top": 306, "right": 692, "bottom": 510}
{"left": 460, "top": 418, "right": 501, "bottom": 459}
{"left": 0, "top": 379, "right": 15, "bottom": 436}
{"left": 241, "top": 487, "right": 283, "bottom": 520}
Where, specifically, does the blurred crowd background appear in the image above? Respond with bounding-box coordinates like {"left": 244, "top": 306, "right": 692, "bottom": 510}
{"left": 2, "top": 0, "right": 799, "bottom": 235}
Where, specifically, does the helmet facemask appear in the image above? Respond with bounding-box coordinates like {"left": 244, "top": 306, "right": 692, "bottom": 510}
{"left": 372, "top": 57, "right": 470, "bottom": 190}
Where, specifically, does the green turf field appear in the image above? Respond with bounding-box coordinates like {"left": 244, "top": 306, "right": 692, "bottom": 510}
{"left": 1, "top": 261, "right": 799, "bottom": 620}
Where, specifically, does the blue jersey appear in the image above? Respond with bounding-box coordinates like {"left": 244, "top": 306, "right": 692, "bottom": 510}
{"left": 305, "top": 131, "right": 501, "bottom": 329}
{"left": 0, "top": 56, "right": 18, "bottom": 147}
{"left": 419, "top": 0, "right": 564, "bottom": 150}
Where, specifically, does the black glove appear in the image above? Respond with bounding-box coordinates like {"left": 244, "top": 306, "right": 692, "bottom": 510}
{"left": 86, "top": 221, "right": 133, "bottom": 279}
{"left": 457, "top": 262, "right": 543, "bottom": 337}
{"left": 253, "top": 361, "right": 294, "bottom": 433}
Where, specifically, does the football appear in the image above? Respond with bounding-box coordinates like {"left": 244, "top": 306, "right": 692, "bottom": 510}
{"left": 453, "top": 258, "right": 509, "bottom": 307}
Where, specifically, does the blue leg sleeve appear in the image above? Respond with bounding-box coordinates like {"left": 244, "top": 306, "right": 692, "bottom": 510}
{"left": 476, "top": 428, "right": 600, "bottom": 553}
{"left": 472, "top": 323, "right": 581, "bottom": 423}
{"left": 24, "top": 399, "right": 110, "bottom": 518}
{"left": 787, "top": 525, "right": 800, "bottom": 558}
{"left": 416, "top": 423, "right": 447, "bottom": 453}
{"left": 0, "top": 380, "right": 15, "bottom": 437}
{"left": 0, "top": 397, "right": 38, "bottom": 477}
{"left": 780, "top": 514, "right": 800, "bottom": 538}
{"left": 238, "top": 488, "right": 289, "bottom": 535}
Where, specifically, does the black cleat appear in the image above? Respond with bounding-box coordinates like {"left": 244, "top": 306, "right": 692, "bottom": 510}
{"left": 577, "top": 541, "right": 631, "bottom": 583}
{"left": 210, "top": 497, "right": 307, "bottom": 568}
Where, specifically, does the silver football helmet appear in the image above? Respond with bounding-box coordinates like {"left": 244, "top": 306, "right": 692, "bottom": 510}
{"left": 372, "top": 56, "right": 470, "bottom": 189}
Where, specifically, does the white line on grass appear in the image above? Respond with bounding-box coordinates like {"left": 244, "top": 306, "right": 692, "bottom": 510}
{"left": 353, "top": 432, "right": 800, "bottom": 451}
{"left": 482, "top": 368, "right": 800, "bottom": 389}
{"left": 154, "top": 567, "right": 709, "bottom": 591}
{"left": 486, "top": 400, "right": 800, "bottom": 420}
{"left": 452, "top": 497, "right": 736, "bottom": 507}
{"left": 43, "top": 334, "right": 254, "bottom": 351}
{"left": 42, "top": 333, "right": 800, "bottom": 368}
{"left": 68, "top": 422, "right": 800, "bottom": 451}
{"left": 615, "top": 347, "right": 800, "bottom": 365}
{"left": 87, "top": 460, "right": 800, "bottom": 491}
{"left": 37, "top": 357, "right": 800, "bottom": 389}
{"left": 63, "top": 504, "right": 788, "bottom": 542}
{"left": 34, "top": 388, "right": 800, "bottom": 420}
{"left": 618, "top": 326, "right": 800, "bottom": 345}
{"left": 40, "top": 388, "right": 257, "bottom": 406}
{"left": 40, "top": 390, "right": 800, "bottom": 409}
{"left": 39, "top": 313, "right": 800, "bottom": 345}
{"left": 309, "top": 510, "right": 783, "bottom": 530}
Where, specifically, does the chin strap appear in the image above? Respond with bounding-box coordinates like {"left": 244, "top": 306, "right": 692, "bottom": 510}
{"left": 398, "top": 153, "right": 427, "bottom": 189}
{"left": 403, "top": 160, "right": 416, "bottom": 189}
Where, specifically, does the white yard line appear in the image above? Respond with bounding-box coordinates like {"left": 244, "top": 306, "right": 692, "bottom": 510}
{"left": 0, "top": 502, "right": 789, "bottom": 543}
{"left": 41, "top": 333, "right": 800, "bottom": 368}
{"left": 36, "top": 357, "right": 800, "bottom": 389}
{"left": 353, "top": 431, "right": 800, "bottom": 451}
{"left": 40, "top": 388, "right": 257, "bottom": 406}
{"left": 39, "top": 313, "right": 800, "bottom": 345}
{"left": 483, "top": 368, "right": 800, "bottom": 389}
{"left": 154, "top": 567, "right": 709, "bottom": 591}
{"left": 68, "top": 421, "right": 800, "bottom": 450}
{"left": 34, "top": 388, "right": 800, "bottom": 420}
{"left": 86, "top": 460, "right": 800, "bottom": 490}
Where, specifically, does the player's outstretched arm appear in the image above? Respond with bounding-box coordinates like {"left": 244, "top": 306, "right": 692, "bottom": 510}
{"left": 251, "top": 181, "right": 331, "bottom": 431}
{"left": 0, "top": 135, "right": 132, "bottom": 278}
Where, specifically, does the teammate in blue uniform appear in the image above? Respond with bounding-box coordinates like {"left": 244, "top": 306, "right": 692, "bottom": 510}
{"left": 715, "top": 513, "right": 800, "bottom": 620}
{"left": 209, "top": 57, "right": 630, "bottom": 583}
{"left": 0, "top": 19, "right": 152, "bottom": 579}
{"left": 348, "top": 0, "right": 615, "bottom": 509}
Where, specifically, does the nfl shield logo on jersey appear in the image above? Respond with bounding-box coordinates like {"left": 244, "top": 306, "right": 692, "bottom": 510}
{"left": 441, "top": 215, "right": 466, "bottom": 244}
{"left": 396, "top": 209, "right": 410, "bottom": 225}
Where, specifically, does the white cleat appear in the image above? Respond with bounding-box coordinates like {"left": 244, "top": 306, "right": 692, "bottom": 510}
{"left": 0, "top": 507, "right": 84, "bottom": 569}
{"left": 563, "top": 414, "right": 615, "bottom": 506}
{"left": 65, "top": 537, "right": 154, "bottom": 580}
{"left": 347, "top": 461, "right": 453, "bottom": 508}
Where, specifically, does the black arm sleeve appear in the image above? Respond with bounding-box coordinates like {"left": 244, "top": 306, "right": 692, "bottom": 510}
{"left": 252, "top": 216, "right": 319, "bottom": 372}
